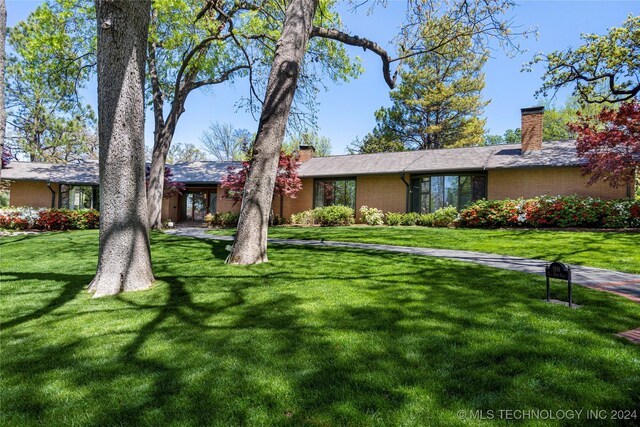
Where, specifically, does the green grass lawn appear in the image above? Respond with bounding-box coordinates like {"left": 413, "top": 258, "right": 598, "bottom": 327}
{"left": 208, "top": 226, "right": 640, "bottom": 274}
{"left": 1, "top": 231, "right": 639, "bottom": 426}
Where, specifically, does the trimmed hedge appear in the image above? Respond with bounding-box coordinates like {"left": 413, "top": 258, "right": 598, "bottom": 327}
{"left": 205, "top": 212, "right": 240, "bottom": 228}
{"left": 290, "top": 205, "right": 355, "bottom": 226}
{"left": 459, "top": 196, "right": 640, "bottom": 229}
{"left": 385, "top": 208, "right": 456, "bottom": 227}
{"left": 0, "top": 208, "right": 100, "bottom": 231}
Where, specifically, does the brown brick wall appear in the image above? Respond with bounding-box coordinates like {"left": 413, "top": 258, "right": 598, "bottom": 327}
{"left": 355, "top": 175, "right": 407, "bottom": 219}
{"left": 488, "top": 167, "right": 630, "bottom": 200}
{"left": 9, "top": 181, "right": 59, "bottom": 208}
{"left": 521, "top": 108, "right": 543, "bottom": 152}
{"left": 279, "top": 177, "right": 314, "bottom": 219}
{"left": 278, "top": 175, "right": 407, "bottom": 221}
{"left": 216, "top": 185, "right": 241, "bottom": 213}
{"left": 161, "top": 194, "right": 179, "bottom": 222}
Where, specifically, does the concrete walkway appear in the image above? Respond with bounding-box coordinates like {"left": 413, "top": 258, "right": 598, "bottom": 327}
{"left": 166, "top": 227, "right": 640, "bottom": 303}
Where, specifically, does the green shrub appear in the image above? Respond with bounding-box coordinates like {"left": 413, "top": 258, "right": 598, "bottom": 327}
{"left": 290, "top": 209, "right": 315, "bottom": 226}
{"left": 399, "top": 212, "right": 421, "bottom": 226}
{"left": 205, "top": 212, "right": 240, "bottom": 228}
{"left": 416, "top": 213, "right": 434, "bottom": 226}
{"left": 359, "top": 205, "right": 384, "bottom": 225}
{"left": 432, "top": 206, "right": 458, "bottom": 227}
{"left": 313, "top": 205, "right": 355, "bottom": 226}
{"left": 385, "top": 212, "right": 403, "bottom": 226}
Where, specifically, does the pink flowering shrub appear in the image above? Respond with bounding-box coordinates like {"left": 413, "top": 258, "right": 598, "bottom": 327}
{"left": 459, "top": 196, "right": 639, "bottom": 228}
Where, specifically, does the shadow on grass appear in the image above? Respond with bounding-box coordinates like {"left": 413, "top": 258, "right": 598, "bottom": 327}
{"left": 2, "top": 233, "right": 640, "bottom": 425}
{"left": 1, "top": 272, "right": 92, "bottom": 329}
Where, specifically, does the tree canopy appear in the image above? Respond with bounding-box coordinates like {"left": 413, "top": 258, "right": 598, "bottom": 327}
{"left": 529, "top": 14, "right": 640, "bottom": 104}
{"left": 5, "top": 1, "right": 96, "bottom": 162}
{"left": 570, "top": 100, "right": 639, "bottom": 188}
{"left": 358, "top": 17, "right": 489, "bottom": 152}
{"left": 284, "top": 131, "right": 332, "bottom": 157}
{"left": 200, "top": 122, "right": 251, "bottom": 161}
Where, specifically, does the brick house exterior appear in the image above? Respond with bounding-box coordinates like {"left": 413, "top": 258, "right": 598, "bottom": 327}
{"left": 1, "top": 107, "right": 635, "bottom": 221}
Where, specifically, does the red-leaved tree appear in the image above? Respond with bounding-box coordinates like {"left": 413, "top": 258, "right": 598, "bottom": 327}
{"left": 570, "top": 101, "right": 640, "bottom": 187}
{"left": 145, "top": 165, "right": 186, "bottom": 198}
{"left": 1, "top": 146, "right": 12, "bottom": 168}
{"left": 221, "top": 151, "right": 302, "bottom": 206}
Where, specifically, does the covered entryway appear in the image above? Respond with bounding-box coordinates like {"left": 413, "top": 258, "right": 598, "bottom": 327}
{"left": 179, "top": 189, "right": 217, "bottom": 221}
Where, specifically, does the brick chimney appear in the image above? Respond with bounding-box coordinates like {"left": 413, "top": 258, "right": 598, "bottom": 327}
{"left": 297, "top": 145, "right": 316, "bottom": 162}
{"left": 521, "top": 106, "right": 544, "bottom": 154}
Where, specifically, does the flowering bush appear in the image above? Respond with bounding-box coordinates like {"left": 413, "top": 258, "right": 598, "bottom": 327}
{"left": 0, "top": 208, "right": 100, "bottom": 231}
{"left": 459, "top": 196, "right": 640, "bottom": 228}
{"left": 359, "top": 206, "right": 384, "bottom": 226}
{"left": 0, "top": 207, "right": 44, "bottom": 230}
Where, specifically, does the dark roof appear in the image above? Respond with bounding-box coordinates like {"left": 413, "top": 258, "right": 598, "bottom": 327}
{"left": 0, "top": 161, "right": 99, "bottom": 185}
{"left": 170, "top": 161, "right": 242, "bottom": 184}
{"left": 1, "top": 142, "right": 583, "bottom": 184}
{"left": 298, "top": 141, "right": 583, "bottom": 177}
{"left": 1, "top": 160, "right": 243, "bottom": 185}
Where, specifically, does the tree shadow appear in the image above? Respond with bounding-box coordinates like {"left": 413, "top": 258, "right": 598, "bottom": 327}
{"left": 1, "top": 272, "right": 92, "bottom": 329}
{"left": 3, "top": 236, "right": 640, "bottom": 425}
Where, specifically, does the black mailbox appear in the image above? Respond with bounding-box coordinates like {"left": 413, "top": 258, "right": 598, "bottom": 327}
{"left": 545, "top": 262, "right": 573, "bottom": 307}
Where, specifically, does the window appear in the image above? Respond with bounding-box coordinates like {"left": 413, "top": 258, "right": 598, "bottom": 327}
{"left": 411, "top": 174, "right": 486, "bottom": 213}
{"left": 68, "top": 186, "right": 96, "bottom": 210}
{"left": 314, "top": 178, "right": 356, "bottom": 209}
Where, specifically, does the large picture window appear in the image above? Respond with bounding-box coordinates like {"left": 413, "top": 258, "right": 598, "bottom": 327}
{"left": 411, "top": 174, "right": 486, "bottom": 213}
{"left": 314, "top": 178, "right": 356, "bottom": 209}
{"left": 65, "top": 185, "right": 98, "bottom": 210}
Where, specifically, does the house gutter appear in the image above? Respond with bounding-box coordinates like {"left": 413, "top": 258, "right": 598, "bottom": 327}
{"left": 400, "top": 173, "right": 410, "bottom": 213}
{"left": 46, "top": 183, "right": 56, "bottom": 208}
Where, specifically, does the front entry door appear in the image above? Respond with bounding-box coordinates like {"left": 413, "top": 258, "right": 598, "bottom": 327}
{"left": 183, "top": 192, "right": 207, "bottom": 221}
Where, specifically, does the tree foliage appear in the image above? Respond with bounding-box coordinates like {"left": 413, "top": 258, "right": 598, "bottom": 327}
{"left": 365, "top": 17, "right": 489, "bottom": 151}
{"left": 347, "top": 133, "right": 405, "bottom": 154}
{"left": 220, "top": 151, "right": 302, "bottom": 204}
{"left": 145, "top": 165, "right": 186, "bottom": 198}
{"left": 0, "top": 0, "right": 6, "bottom": 176}
{"left": 569, "top": 100, "right": 639, "bottom": 188}
{"left": 284, "top": 131, "right": 332, "bottom": 157}
{"left": 200, "top": 122, "right": 251, "bottom": 161}
{"left": 5, "top": 0, "right": 97, "bottom": 163}
{"left": 530, "top": 14, "right": 640, "bottom": 104}
{"left": 230, "top": 0, "right": 530, "bottom": 264}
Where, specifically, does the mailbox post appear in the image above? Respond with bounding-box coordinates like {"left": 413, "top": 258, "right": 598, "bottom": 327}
{"left": 545, "top": 262, "right": 573, "bottom": 307}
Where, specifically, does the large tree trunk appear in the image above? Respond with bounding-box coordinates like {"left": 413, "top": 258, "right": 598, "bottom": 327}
{"left": 227, "top": 0, "right": 318, "bottom": 264}
{"left": 147, "top": 129, "right": 171, "bottom": 230}
{"left": 0, "top": 0, "right": 6, "bottom": 179}
{"left": 89, "top": 0, "right": 154, "bottom": 297}
{"left": 147, "top": 109, "right": 181, "bottom": 230}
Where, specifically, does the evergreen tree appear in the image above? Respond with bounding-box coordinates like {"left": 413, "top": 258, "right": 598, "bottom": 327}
{"left": 368, "top": 18, "right": 489, "bottom": 151}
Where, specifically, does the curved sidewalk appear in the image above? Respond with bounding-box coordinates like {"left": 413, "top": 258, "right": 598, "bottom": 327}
{"left": 166, "top": 227, "right": 640, "bottom": 302}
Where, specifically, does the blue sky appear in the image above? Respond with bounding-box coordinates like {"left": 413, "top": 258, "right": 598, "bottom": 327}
{"left": 6, "top": 1, "right": 639, "bottom": 155}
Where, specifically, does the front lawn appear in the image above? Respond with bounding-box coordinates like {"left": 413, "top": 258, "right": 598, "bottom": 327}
{"left": 1, "top": 231, "right": 639, "bottom": 426}
{"left": 208, "top": 226, "right": 640, "bottom": 274}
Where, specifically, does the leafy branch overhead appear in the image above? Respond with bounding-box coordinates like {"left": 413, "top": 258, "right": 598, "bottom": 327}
{"left": 529, "top": 14, "right": 640, "bottom": 104}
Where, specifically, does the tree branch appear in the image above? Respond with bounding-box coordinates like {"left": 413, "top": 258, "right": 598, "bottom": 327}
{"left": 310, "top": 26, "right": 396, "bottom": 89}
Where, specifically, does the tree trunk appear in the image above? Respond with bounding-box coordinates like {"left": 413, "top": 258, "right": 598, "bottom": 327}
{"left": 227, "top": 0, "right": 318, "bottom": 265}
{"left": 0, "top": 0, "right": 5, "bottom": 179}
{"left": 147, "top": 128, "right": 171, "bottom": 230}
{"left": 89, "top": 0, "right": 154, "bottom": 297}
{"left": 147, "top": 103, "right": 182, "bottom": 230}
